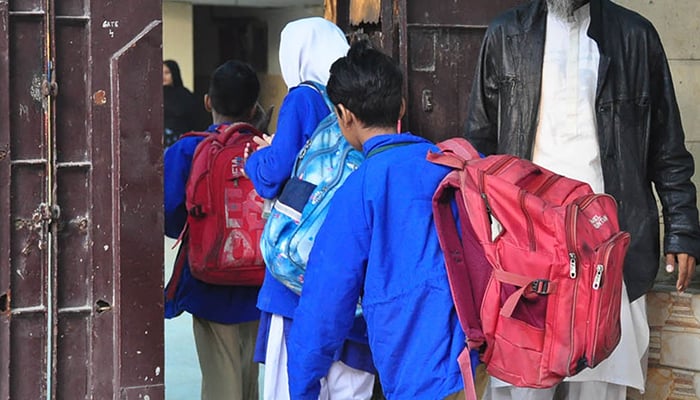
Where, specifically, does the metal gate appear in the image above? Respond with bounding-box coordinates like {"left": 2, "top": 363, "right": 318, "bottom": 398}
{"left": 334, "top": 0, "right": 525, "bottom": 143}
{"left": 0, "top": 0, "right": 164, "bottom": 398}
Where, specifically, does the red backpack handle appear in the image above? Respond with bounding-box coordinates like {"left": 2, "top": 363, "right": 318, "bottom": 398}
{"left": 216, "top": 122, "right": 263, "bottom": 143}
{"left": 427, "top": 137, "right": 481, "bottom": 169}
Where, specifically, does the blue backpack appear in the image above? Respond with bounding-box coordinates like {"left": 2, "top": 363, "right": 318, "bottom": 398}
{"left": 260, "top": 82, "right": 365, "bottom": 294}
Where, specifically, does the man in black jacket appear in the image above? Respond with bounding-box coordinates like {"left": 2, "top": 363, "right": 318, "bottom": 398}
{"left": 465, "top": 0, "right": 700, "bottom": 398}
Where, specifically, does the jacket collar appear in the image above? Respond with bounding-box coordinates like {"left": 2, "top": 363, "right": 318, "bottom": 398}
{"left": 523, "top": 0, "right": 607, "bottom": 47}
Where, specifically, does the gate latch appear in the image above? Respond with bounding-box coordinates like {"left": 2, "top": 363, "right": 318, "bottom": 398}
{"left": 422, "top": 89, "right": 434, "bottom": 112}
{"left": 16, "top": 203, "right": 61, "bottom": 255}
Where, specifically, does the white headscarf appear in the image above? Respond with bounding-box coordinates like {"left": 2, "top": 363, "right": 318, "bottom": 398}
{"left": 279, "top": 17, "right": 349, "bottom": 89}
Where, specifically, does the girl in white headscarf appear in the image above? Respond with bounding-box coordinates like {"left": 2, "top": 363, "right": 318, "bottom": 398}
{"left": 245, "top": 17, "right": 350, "bottom": 199}
{"left": 244, "top": 17, "right": 376, "bottom": 400}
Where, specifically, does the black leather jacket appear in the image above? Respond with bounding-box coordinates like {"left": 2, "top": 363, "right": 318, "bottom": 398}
{"left": 465, "top": 0, "right": 700, "bottom": 301}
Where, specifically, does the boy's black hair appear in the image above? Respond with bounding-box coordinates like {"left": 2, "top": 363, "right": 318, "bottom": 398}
{"left": 326, "top": 40, "right": 403, "bottom": 128}
{"left": 208, "top": 60, "right": 260, "bottom": 118}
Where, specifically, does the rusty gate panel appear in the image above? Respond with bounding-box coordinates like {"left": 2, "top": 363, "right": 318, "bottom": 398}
{"left": 89, "top": 0, "right": 164, "bottom": 398}
{"left": 110, "top": 19, "right": 165, "bottom": 400}
{"left": 406, "top": 27, "right": 485, "bottom": 142}
{"left": 0, "top": 2, "right": 9, "bottom": 399}
{"left": 403, "top": 1, "right": 527, "bottom": 143}
{"left": 408, "top": 0, "right": 528, "bottom": 26}
{"left": 335, "top": 0, "right": 526, "bottom": 143}
{"left": 1, "top": 0, "right": 164, "bottom": 398}
{"left": 5, "top": 2, "right": 51, "bottom": 399}
{"left": 55, "top": 2, "right": 92, "bottom": 398}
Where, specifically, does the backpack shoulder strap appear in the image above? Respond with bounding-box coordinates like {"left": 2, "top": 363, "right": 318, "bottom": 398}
{"left": 165, "top": 226, "right": 189, "bottom": 302}
{"left": 299, "top": 80, "right": 335, "bottom": 114}
{"left": 432, "top": 172, "right": 489, "bottom": 349}
{"left": 430, "top": 143, "right": 492, "bottom": 400}
{"left": 366, "top": 142, "right": 412, "bottom": 158}
{"left": 179, "top": 131, "right": 210, "bottom": 140}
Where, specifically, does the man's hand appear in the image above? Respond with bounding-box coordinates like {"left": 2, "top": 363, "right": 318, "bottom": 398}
{"left": 665, "top": 253, "right": 696, "bottom": 292}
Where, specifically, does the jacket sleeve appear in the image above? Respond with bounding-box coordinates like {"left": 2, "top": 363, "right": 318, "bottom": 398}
{"left": 646, "top": 30, "right": 700, "bottom": 258}
{"left": 245, "top": 87, "right": 330, "bottom": 199}
{"left": 163, "top": 139, "right": 196, "bottom": 238}
{"left": 464, "top": 25, "right": 501, "bottom": 156}
{"left": 287, "top": 176, "right": 368, "bottom": 399}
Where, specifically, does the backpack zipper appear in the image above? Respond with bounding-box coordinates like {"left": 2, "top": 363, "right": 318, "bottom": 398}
{"left": 564, "top": 193, "right": 599, "bottom": 279}
{"left": 564, "top": 193, "right": 613, "bottom": 373}
{"left": 519, "top": 190, "right": 536, "bottom": 251}
{"left": 295, "top": 130, "right": 343, "bottom": 174}
{"left": 587, "top": 231, "right": 629, "bottom": 365}
{"left": 564, "top": 195, "right": 588, "bottom": 374}
{"left": 478, "top": 156, "right": 517, "bottom": 234}
{"left": 294, "top": 117, "right": 339, "bottom": 172}
{"left": 565, "top": 204, "right": 579, "bottom": 279}
{"left": 532, "top": 174, "right": 561, "bottom": 196}
{"left": 592, "top": 264, "right": 604, "bottom": 290}
{"left": 286, "top": 146, "right": 362, "bottom": 268}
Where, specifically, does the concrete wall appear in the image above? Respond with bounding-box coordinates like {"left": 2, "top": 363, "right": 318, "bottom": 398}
{"left": 163, "top": 2, "right": 195, "bottom": 91}
{"left": 190, "top": 4, "right": 323, "bottom": 131}
{"left": 162, "top": 1, "right": 323, "bottom": 131}
{"left": 250, "top": 5, "right": 326, "bottom": 131}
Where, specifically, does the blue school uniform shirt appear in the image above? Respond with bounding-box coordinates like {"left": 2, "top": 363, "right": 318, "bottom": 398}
{"left": 288, "top": 133, "right": 467, "bottom": 400}
{"left": 244, "top": 84, "right": 331, "bottom": 318}
{"left": 163, "top": 123, "right": 260, "bottom": 324}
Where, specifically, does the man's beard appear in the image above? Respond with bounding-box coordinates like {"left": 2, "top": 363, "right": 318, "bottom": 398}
{"left": 546, "top": 0, "right": 588, "bottom": 18}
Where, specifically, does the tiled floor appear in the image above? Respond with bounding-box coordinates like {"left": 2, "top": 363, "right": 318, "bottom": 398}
{"left": 163, "top": 237, "right": 265, "bottom": 400}
{"left": 165, "top": 312, "right": 202, "bottom": 399}
{"left": 164, "top": 237, "right": 202, "bottom": 399}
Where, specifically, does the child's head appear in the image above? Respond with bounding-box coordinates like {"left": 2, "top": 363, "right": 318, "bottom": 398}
{"left": 279, "top": 17, "right": 349, "bottom": 89}
{"left": 206, "top": 60, "right": 260, "bottom": 122}
{"left": 327, "top": 40, "right": 404, "bottom": 149}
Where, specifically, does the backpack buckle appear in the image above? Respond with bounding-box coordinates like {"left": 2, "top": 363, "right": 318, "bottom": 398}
{"left": 530, "top": 279, "right": 551, "bottom": 295}
{"left": 189, "top": 205, "right": 204, "bottom": 218}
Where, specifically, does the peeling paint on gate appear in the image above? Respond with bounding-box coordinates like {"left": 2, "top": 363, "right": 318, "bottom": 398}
{"left": 93, "top": 89, "right": 107, "bottom": 105}
{"left": 29, "top": 74, "right": 43, "bottom": 102}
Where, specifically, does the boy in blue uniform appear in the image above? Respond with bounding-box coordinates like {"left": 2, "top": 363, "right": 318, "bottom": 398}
{"left": 164, "top": 60, "right": 261, "bottom": 400}
{"left": 287, "top": 41, "right": 467, "bottom": 400}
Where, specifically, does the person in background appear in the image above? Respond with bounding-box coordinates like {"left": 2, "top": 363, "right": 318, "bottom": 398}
{"left": 244, "top": 17, "right": 376, "bottom": 400}
{"left": 465, "top": 0, "right": 700, "bottom": 398}
{"left": 164, "top": 60, "right": 262, "bottom": 400}
{"left": 287, "top": 40, "right": 466, "bottom": 400}
{"left": 163, "top": 59, "right": 197, "bottom": 148}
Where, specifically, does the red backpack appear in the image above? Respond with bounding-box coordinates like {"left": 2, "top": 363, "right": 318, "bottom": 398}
{"left": 427, "top": 138, "right": 630, "bottom": 397}
{"left": 175, "top": 123, "right": 266, "bottom": 286}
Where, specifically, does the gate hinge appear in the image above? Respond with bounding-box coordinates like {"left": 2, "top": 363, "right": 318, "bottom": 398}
{"left": 42, "top": 60, "right": 59, "bottom": 97}
{"left": 41, "top": 80, "right": 59, "bottom": 97}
